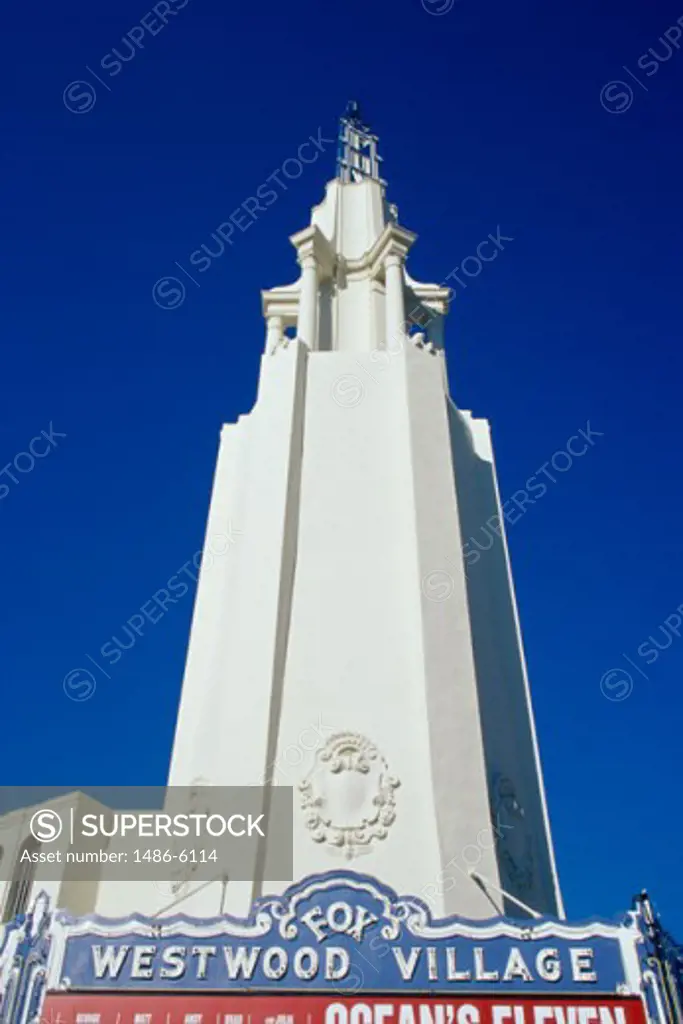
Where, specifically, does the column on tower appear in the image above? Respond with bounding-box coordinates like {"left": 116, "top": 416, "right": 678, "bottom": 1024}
{"left": 384, "top": 250, "right": 406, "bottom": 353}
{"left": 289, "top": 225, "right": 334, "bottom": 351}
{"left": 297, "top": 249, "right": 318, "bottom": 350}
{"left": 265, "top": 315, "right": 283, "bottom": 354}
{"left": 367, "top": 224, "right": 414, "bottom": 354}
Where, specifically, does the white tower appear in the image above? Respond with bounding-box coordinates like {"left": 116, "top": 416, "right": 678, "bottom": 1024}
{"left": 160, "top": 105, "right": 563, "bottom": 922}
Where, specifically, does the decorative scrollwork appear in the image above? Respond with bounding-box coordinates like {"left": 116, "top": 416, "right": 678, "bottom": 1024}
{"left": 299, "top": 733, "right": 400, "bottom": 860}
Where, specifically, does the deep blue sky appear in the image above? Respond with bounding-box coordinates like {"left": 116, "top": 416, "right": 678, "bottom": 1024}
{"left": 3, "top": 0, "right": 683, "bottom": 931}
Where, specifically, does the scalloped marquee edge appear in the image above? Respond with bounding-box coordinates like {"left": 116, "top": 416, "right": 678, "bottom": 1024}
{"left": 53, "top": 869, "right": 640, "bottom": 942}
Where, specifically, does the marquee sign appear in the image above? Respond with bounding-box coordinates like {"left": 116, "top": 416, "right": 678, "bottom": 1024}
{"left": 47, "top": 873, "right": 643, "bottom": 995}
{"left": 0, "top": 872, "right": 664, "bottom": 1024}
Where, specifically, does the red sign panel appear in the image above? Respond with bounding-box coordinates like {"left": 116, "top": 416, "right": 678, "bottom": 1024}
{"left": 43, "top": 994, "right": 647, "bottom": 1024}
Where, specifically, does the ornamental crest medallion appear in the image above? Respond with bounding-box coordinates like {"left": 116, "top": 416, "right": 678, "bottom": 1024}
{"left": 299, "top": 732, "right": 400, "bottom": 860}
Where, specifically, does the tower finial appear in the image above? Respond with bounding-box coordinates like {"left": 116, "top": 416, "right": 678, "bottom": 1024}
{"left": 336, "top": 101, "right": 386, "bottom": 186}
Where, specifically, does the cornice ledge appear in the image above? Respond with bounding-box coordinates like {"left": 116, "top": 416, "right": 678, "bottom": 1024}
{"left": 261, "top": 285, "right": 301, "bottom": 317}
{"left": 288, "top": 224, "right": 335, "bottom": 277}
{"left": 365, "top": 223, "right": 417, "bottom": 279}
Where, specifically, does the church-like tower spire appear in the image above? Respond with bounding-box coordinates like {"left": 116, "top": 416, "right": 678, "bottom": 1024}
{"left": 260, "top": 108, "right": 449, "bottom": 356}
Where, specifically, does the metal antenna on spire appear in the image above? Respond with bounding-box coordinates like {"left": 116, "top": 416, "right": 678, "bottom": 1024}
{"left": 337, "top": 101, "right": 386, "bottom": 186}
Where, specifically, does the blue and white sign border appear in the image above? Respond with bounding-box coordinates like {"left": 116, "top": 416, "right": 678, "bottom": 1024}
{"left": 40, "top": 871, "right": 648, "bottom": 997}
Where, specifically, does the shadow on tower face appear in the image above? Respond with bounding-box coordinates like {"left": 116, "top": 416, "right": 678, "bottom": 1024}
{"left": 447, "top": 403, "right": 561, "bottom": 919}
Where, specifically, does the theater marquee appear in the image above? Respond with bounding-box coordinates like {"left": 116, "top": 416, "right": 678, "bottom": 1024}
{"left": 0, "top": 873, "right": 666, "bottom": 1024}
